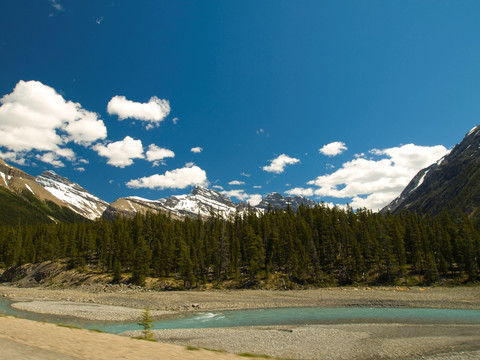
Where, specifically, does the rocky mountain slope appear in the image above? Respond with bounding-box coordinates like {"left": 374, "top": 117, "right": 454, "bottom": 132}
{"left": 382, "top": 125, "right": 480, "bottom": 217}
{"left": 103, "top": 186, "right": 265, "bottom": 220}
{"left": 36, "top": 171, "right": 108, "bottom": 220}
{"left": 0, "top": 159, "right": 87, "bottom": 224}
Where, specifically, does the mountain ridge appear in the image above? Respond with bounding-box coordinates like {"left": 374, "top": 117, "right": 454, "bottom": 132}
{"left": 382, "top": 125, "right": 480, "bottom": 218}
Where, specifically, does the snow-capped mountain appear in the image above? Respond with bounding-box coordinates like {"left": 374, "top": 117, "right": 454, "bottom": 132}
{"left": 36, "top": 171, "right": 108, "bottom": 220}
{"left": 104, "top": 186, "right": 316, "bottom": 220}
{"left": 256, "top": 192, "right": 316, "bottom": 212}
{"left": 382, "top": 125, "right": 480, "bottom": 216}
{"left": 103, "top": 186, "right": 257, "bottom": 220}
{"left": 0, "top": 159, "right": 66, "bottom": 207}
{"left": 1, "top": 158, "right": 317, "bottom": 223}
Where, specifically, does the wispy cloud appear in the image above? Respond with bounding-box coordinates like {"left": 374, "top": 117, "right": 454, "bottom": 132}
{"left": 228, "top": 180, "right": 245, "bottom": 185}
{"left": 49, "top": 0, "right": 64, "bottom": 12}
{"left": 221, "top": 189, "right": 262, "bottom": 206}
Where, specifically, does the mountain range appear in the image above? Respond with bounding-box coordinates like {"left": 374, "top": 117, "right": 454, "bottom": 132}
{"left": 0, "top": 159, "right": 317, "bottom": 225}
{"left": 2, "top": 124, "right": 480, "bottom": 225}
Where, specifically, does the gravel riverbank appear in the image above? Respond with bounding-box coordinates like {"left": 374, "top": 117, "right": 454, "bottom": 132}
{"left": 1, "top": 285, "right": 480, "bottom": 359}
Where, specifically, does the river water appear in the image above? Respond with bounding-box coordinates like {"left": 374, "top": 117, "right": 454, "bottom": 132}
{"left": 1, "top": 298, "right": 480, "bottom": 334}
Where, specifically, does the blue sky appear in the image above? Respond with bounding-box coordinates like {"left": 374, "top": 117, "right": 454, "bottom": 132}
{"left": 1, "top": 0, "right": 480, "bottom": 210}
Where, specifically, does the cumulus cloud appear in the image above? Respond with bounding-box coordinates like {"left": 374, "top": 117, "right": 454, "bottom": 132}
{"left": 299, "top": 143, "right": 448, "bottom": 210}
{"left": 93, "top": 136, "right": 144, "bottom": 168}
{"left": 262, "top": 154, "right": 300, "bottom": 174}
{"left": 221, "top": 189, "right": 262, "bottom": 206}
{"left": 191, "top": 147, "right": 203, "bottom": 153}
{"left": 228, "top": 180, "right": 245, "bottom": 185}
{"left": 286, "top": 187, "right": 314, "bottom": 197}
{"left": 145, "top": 144, "right": 175, "bottom": 166}
{"left": 212, "top": 185, "right": 224, "bottom": 190}
{"left": 319, "top": 141, "right": 347, "bottom": 156}
{"left": 107, "top": 95, "right": 170, "bottom": 129}
{"left": 126, "top": 163, "right": 208, "bottom": 190}
{"left": 0, "top": 80, "right": 107, "bottom": 162}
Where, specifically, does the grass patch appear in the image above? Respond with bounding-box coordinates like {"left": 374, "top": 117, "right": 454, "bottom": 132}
{"left": 88, "top": 328, "right": 106, "bottom": 333}
{"left": 132, "top": 336, "right": 157, "bottom": 342}
{"left": 186, "top": 346, "right": 201, "bottom": 351}
{"left": 239, "top": 353, "right": 273, "bottom": 358}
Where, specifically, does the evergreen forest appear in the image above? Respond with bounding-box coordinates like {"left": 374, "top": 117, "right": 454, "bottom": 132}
{"left": 0, "top": 205, "right": 479, "bottom": 288}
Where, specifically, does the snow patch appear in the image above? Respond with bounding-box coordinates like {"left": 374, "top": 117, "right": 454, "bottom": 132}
{"left": 410, "top": 170, "right": 429, "bottom": 193}
{"left": 468, "top": 126, "right": 479, "bottom": 136}
{"left": 0, "top": 172, "right": 7, "bottom": 187}
{"left": 127, "top": 200, "right": 137, "bottom": 213}
{"left": 25, "top": 184, "right": 35, "bottom": 195}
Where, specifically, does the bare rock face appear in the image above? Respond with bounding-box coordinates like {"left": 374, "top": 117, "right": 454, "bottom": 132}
{"left": 382, "top": 125, "right": 480, "bottom": 217}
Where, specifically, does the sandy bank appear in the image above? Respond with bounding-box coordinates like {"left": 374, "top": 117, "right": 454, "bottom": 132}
{"left": 0, "top": 316, "right": 259, "bottom": 360}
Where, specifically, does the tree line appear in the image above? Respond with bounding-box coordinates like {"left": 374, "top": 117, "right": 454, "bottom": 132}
{"left": 0, "top": 205, "right": 479, "bottom": 287}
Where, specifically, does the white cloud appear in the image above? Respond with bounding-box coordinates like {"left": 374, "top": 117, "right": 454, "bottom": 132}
{"left": 319, "top": 141, "right": 347, "bottom": 156}
{"left": 240, "top": 172, "right": 250, "bottom": 177}
{"left": 0, "top": 151, "right": 26, "bottom": 165}
{"left": 36, "top": 152, "right": 65, "bottom": 168}
{"left": 95, "top": 16, "right": 103, "bottom": 24}
{"left": 228, "top": 180, "right": 245, "bottom": 185}
{"left": 253, "top": 185, "right": 262, "bottom": 189}
{"left": 262, "top": 154, "right": 300, "bottom": 174}
{"left": 305, "top": 143, "right": 448, "bottom": 210}
{"left": 191, "top": 146, "right": 203, "bottom": 153}
{"left": 146, "top": 144, "right": 175, "bottom": 166}
{"left": 75, "top": 167, "right": 85, "bottom": 172}
{"left": 126, "top": 164, "right": 208, "bottom": 190}
{"left": 107, "top": 95, "right": 170, "bottom": 129}
{"left": 212, "top": 185, "right": 224, "bottom": 190}
{"left": 172, "top": 117, "right": 179, "bottom": 124}
{"left": 49, "top": 0, "right": 64, "bottom": 11}
{"left": 0, "top": 80, "right": 107, "bottom": 162}
{"left": 221, "top": 189, "right": 262, "bottom": 206}
{"left": 286, "top": 187, "right": 314, "bottom": 197}
{"left": 93, "top": 136, "right": 144, "bottom": 168}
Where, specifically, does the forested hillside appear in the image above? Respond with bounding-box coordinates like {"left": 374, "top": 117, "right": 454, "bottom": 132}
{"left": 1, "top": 205, "right": 479, "bottom": 288}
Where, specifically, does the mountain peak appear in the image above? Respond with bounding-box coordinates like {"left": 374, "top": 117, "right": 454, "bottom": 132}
{"left": 382, "top": 124, "right": 480, "bottom": 216}
{"left": 257, "top": 192, "right": 316, "bottom": 212}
